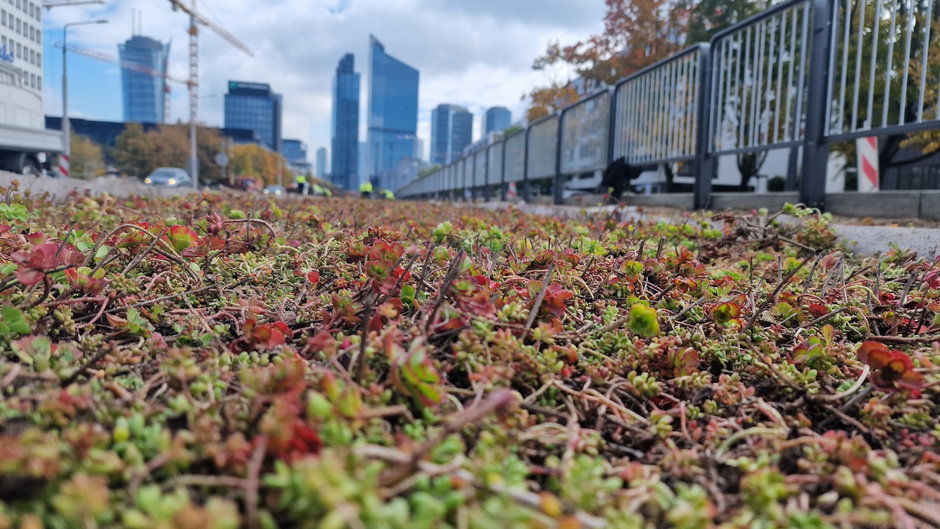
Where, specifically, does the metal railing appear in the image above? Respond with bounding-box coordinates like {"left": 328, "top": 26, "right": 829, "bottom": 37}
{"left": 398, "top": 0, "right": 940, "bottom": 209}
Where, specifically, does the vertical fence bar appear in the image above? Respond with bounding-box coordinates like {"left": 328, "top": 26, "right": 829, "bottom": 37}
{"left": 866, "top": 0, "right": 882, "bottom": 127}
{"left": 523, "top": 126, "right": 531, "bottom": 202}
{"left": 882, "top": 0, "right": 898, "bottom": 128}
{"left": 850, "top": 0, "right": 866, "bottom": 130}
{"left": 916, "top": 0, "right": 933, "bottom": 121}
{"left": 554, "top": 109, "right": 566, "bottom": 205}
{"left": 500, "top": 138, "right": 507, "bottom": 201}
{"left": 694, "top": 44, "right": 714, "bottom": 209}
{"left": 800, "top": 0, "right": 834, "bottom": 209}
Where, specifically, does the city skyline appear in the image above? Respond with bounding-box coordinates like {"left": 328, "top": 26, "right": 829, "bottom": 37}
{"left": 118, "top": 34, "right": 169, "bottom": 124}
{"left": 484, "top": 106, "right": 512, "bottom": 136}
{"left": 330, "top": 53, "right": 359, "bottom": 190}
{"left": 223, "top": 80, "right": 283, "bottom": 152}
{"left": 38, "top": 1, "right": 602, "bottom": 161}
{"left": 430, "top": 103, "right": 472, "bottom": 166}
{"left": 367, "top": 34, "right": 419, "bottom": 191}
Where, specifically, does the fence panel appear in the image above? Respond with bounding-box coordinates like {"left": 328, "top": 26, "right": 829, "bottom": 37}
{"left": 474, "top": 150, "right": 487, "bottom": 187}
{"left": 709, "top": 0, "right": 813, "bottom": 155}
{"left": 824, "top": 0, "right": 940, "bottom": 141}
{"left": 461, "top": 158, "right": 470, "bottom": 190}
{"left": 505, "top": 131, "right": 526, "bottom": 183}
{"left": 613, "top": 46, "right": 703, "bottom": 164}
{"left": 561, "top": 90, "right": 612, "bottom": 174}
{"left": 527, "top": 116, "right": 560, "bottom": 179}
{"left": 488, "top": 142, "right": 504, "bottom": 186}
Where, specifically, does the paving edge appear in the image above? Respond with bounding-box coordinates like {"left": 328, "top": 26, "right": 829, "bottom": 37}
{"left": 463, "top": 201, "right": 940, "bottom": 258}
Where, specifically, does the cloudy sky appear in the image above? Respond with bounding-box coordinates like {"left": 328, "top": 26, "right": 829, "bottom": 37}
{"left": 42, "top": 0, "right": 605, "bottom": 164}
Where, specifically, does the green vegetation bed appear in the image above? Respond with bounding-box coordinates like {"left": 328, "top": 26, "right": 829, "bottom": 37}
{"left": 1, "top": 187, "right": 938, "bottom": 529}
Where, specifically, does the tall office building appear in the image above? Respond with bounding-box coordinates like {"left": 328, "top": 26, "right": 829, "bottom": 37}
{"left": 316, "top": 147, "right": 328, "bottom": 179}
{"left": 282, "top": 139, "right": 311, "bottom": 175}
{"left": 367, "top": 35, "right": 419, "bottom": 191}
{"left": 224, "top": 81, "right": 283, "bottom": 152}
{"left": 330, "top": 53, "right": 360, "bottom": 190}
{"left": 118, "top": 35, "right": 170, "bottom": 123}
{"left": 484, "top": 106, "right": 512, "bottom": 135}
{"left": 430, "top": 104, "right": 473, "bottom": 165}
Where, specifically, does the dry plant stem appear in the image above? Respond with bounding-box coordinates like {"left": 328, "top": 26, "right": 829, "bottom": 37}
{"left": 742, "top": 256, "right": 810, "bottom": 333}
{"left": 244, "top": 436, "right": 267, "bottom": 529}
{"left": 816, "top": 365, "right": 870, "bottom": 402}
{"left": 424, "top": 249, "right": 465, "bottom": 335}
{"left": 523, "top": 264, "right": 554, "bottom": 335}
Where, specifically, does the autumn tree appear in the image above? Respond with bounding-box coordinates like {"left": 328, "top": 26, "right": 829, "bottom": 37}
{"left": 230, "top": 144, "right": 288, "bottom": 186}
{"left": 826, "top": 0, "right": 940, "bottom": 186}
{"left": 526, "top": 0, "right": 693, "bottom": 119}
{"left": 69, "top": 133, "right": 104, "bottom": 179}
{"left": 686, "top": 0, "right": 769, "bottom": 43}
{"left": 110, "top": 123, "right": 224, "bottom": 181}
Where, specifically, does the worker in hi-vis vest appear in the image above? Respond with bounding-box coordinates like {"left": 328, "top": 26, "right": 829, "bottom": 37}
{"left": 296, "top": 174, "right": 309, "bottom": 195}
{"left": 359, "top": 181, "right": 373, "bottom": 199}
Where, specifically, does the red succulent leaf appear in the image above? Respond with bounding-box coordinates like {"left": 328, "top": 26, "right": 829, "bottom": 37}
{"left": 807, "top": 303, "right": 829, "bottom": 318}
{"left": 858, "top": 342, "right": 923, "bottom": 393}
{"left": 857, "top": 341, "right": 890, "bottom": 368}
{"left": 307, "top": 270, "right": 320, "bottom": 284}
{"left": 166, "top": 225, "right": 200, "bottom": 253}
{"left": 541, "top": 283, "right": 574, "bottom": 319}
{"left": 709, "top": 302, "right": 742, "bottom": 324}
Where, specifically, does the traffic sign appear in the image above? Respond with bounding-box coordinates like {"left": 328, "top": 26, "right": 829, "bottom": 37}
{"left": 215, "top": 152, "right": 229, "bottom": 167}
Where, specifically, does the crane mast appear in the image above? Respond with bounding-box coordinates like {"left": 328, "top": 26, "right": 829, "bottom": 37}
{"left": 167, "top": 0, "right": 253, "bottom": 188}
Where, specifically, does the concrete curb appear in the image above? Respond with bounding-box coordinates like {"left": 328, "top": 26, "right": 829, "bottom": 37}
{"left": 468, "top": 201, "right": 940, "bottom": 258}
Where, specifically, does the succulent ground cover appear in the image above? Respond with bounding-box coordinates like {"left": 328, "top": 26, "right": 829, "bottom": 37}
{"left": 0, "top": 185, "right": 939, "bottom": 529}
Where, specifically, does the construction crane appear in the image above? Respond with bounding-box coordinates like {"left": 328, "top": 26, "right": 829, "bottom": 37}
{"left": 53, "top": 42, "right": 188, "bottom": 124}
{"left": 42, "top": 0, "right": 104, "bottom": 8}
{"left": 167, "top": 0, "right": 253, "bottom": 188}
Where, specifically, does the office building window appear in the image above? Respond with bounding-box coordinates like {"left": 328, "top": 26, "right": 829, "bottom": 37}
{"left": 37, "top": 51, "right": 40, "bottom": 67}
{"left": 2, "top": 9, "right": 6, "bottom": 27}
{"left": 37, "top": 75, "right": 40, "bottom": 90}
{"left": 29, "top": 48, "right": 34, "bottom": 65}
{"left": 16, "top": 17, "right": 19, "bottom": 33}
{"left": 16, "top": 42, "right": 20, "bottom": 58}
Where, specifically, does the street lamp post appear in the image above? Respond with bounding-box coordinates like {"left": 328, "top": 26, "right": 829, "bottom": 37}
{"left": 62, "top": 19, "right": 107, "bottom": 176}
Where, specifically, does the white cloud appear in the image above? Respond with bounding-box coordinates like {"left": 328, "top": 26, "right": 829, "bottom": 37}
{"left": 44, "top": 0, "right": 604, "bottom": 160}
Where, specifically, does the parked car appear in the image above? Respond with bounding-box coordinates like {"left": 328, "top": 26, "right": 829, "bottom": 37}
{"left": 263, "top": 185, "right": 285, "bottom": 196}
{"left": 144, "top": 167, "right": 192, "bottom": 187}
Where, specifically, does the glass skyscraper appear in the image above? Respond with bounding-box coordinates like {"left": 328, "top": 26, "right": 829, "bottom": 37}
{"left": 330, "top": 53, "right": 360, "bottom": 190}
{"left": 485, "top": 106, "right": 512, "bottom": 135}
{"left": 367, "top": 35, "right": 419, "bottom": 191}
{"left": 224, "top": 81, "right": 283, "bottom": 152}
{"left": 316, "top": 147, "right": 328, "bottom": 179}
{"left": 282, "top": 139, "right": 311, "bottom": 175}
{"left": 430, "top": 104, "right": 472, "bottom": 165}
{"left": 118, "top": 35, "right": 170, "bottom": 124}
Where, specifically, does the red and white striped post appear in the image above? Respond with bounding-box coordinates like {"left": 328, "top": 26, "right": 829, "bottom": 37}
{"left": 58, "top": 154, "right": 70, "bottom": 178}
{"left": 856, "top": 136, "right": 879, "bottom": 192}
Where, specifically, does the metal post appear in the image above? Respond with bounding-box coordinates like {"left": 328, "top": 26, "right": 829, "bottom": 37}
{"left": 483, "top": 151, "right": 490, "bottom": 202}
{"left": 189, "top": 6, "right": 200, "bottom": 188}
{"left": 62, "top": 26, "right": 69, "bottom": 166}
{"left": 500, "top": 138, "right": 507, "bottom": 201}
{"left": 693, "top": 44, "right": 714, "bottom": 209}
{"left": 799, "top": 0, "right": 834, "bottom": 209}
{"left": 522, "top": 127, "right": 531, "bottom": 202}
{"left": 553, "top": 111, "right": 565, "bottom": 205}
